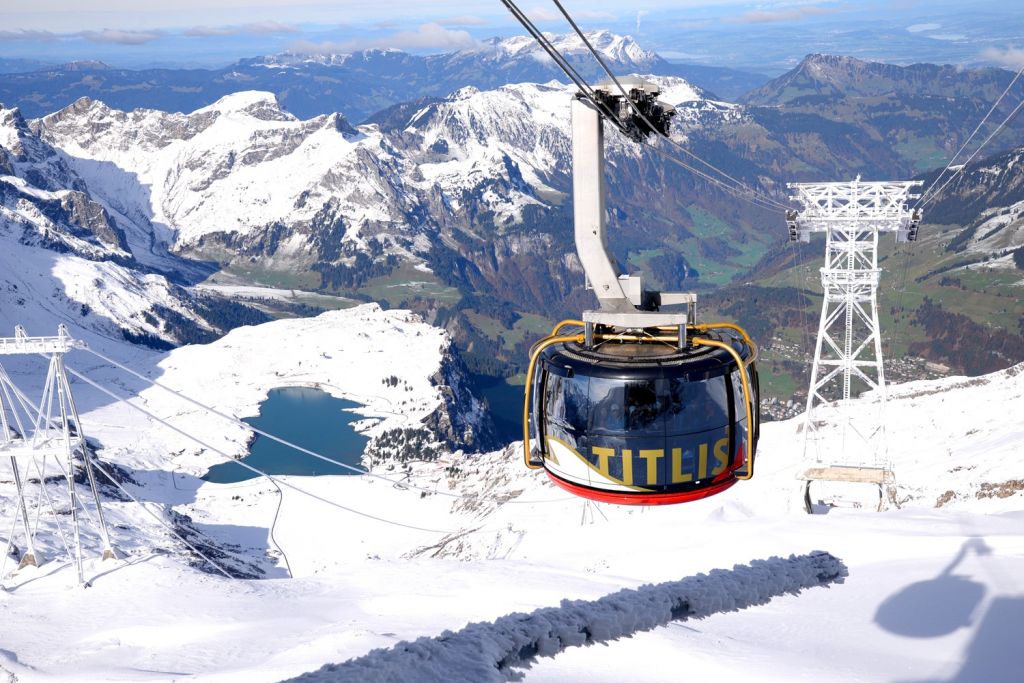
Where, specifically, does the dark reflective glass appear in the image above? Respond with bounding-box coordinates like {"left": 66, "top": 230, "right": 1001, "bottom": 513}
{"left": 545, "top": 372, "right": 589, "bottom": 433}
{"left": 665, "top": 376, "right": 730, "bottom": 436}
{"left": 624, "top": 380, "right": 665, "bottom": 435}
{"left": 588, "top": 376, "right": 627, "bottom": 433}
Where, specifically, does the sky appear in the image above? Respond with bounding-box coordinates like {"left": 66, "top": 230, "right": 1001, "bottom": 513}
{"left": 1, "top": 0, "right": 1021, "bottom": 71}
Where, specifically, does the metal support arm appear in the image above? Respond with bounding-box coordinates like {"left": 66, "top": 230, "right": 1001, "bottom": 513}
{"left": 571, "top": 97, "right": 638, "bottom": 313}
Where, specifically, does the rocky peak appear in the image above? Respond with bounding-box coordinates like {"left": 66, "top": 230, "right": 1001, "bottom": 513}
{"left": 0, "top": 105, "right": 31, "bottom": 154}
{"left": 199, "top": 91, "right": 294, "bottom": 122}
{"left": 0, "top": 105, "right": 86, "bottom": 193}
{"left": 746, "top": 53, "right": 1024, "bottom": 105}
{"left": 59, "top": 60, "right": 111, "bottom": 72}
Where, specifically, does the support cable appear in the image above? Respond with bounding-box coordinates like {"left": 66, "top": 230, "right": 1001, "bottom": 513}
{"left": 916, "top": 62, "right": 1024, "bottom": 209}
{"left": 5, "top": 367, "right": 240, "bottom": 580}
{"left": 498, "top": 1, "right": 597, "bottom": 102}
{"left": 918, "top": 95, "right": 1024, "bottom": 211}
{"left": 34, "top": 457, "right": 75, "bottom": 562}
{"left": 639, "top": 138, "right": 786, "bottom": 213}
{"left": 502, "top": 0, "right": 783, "bottom": 214}
{"left": 87, "top": 460, "right": 236, "bottom": 580}
{"left": 550, "top": 0, "right": 790, "bottom": 212}
{"left": 4, "top": 376, "right": 104, "bottom": 535}
{"left": 64, "top": 362, "right": 460, "bottom": 534}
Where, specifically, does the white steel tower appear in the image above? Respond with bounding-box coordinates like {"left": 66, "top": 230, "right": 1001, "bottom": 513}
{"left": 786, "top": 178, "right": 921, "bottom": 510}
{"left": 0, "top": 325, "right": 115, "bottom": 585}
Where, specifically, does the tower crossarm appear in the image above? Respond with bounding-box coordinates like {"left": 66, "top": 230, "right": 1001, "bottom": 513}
{"left": 786, "top": 178, "right": 923, "bottom": 240}
{"left": 0, "top": 325, "right": 87, "bottom": 356}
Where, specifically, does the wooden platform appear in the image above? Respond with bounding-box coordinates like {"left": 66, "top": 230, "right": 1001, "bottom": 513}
{"left": 800, "top": 465, "right": 896, "bottom": 514}
{"left": 800, "top": 466, "right": 895, "bottom": 485}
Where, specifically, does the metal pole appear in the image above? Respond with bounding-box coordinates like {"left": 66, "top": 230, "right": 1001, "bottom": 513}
{"left": 57, "top": 357, "right": 115, "bottom": 560}
{"left": 55, "top": 356, "right": 85, "bottom": 585}
{"left": 9, "top": 456, "right": 39, "bottom": 568}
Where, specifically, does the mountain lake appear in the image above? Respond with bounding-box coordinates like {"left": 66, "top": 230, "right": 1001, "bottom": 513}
{"left": 203, "top": 386, "right": 369, "bottom": 483}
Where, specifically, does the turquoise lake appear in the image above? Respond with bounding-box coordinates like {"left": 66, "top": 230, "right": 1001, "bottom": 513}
{"left": 203, "top": 386, "right": 369, "bottom": 483}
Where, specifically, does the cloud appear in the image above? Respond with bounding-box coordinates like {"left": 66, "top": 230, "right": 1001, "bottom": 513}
{"left": 80, "top": 29, "right": 162, "bottom": 45}
{"left": 291, "top": 23, "right": 478, "bottom": 54}
{"left": 0, "top": 29, "right": 59, "bottom": 42}
{"left": 981, "top": 46, "right": 1024, "bottom": 69}
{"left": 525, "top": 7, "right": 560, "bottom": 22}
{"left": 438, "top": 15, "right": 488, "bottom": 27}
{"left": 576, "top": 10, "right": 616, "bottom": 20}
{"left": 725, "top": 5, "right": 841, "bottom": 24}
{"left": 184, "top": 22, "right": 298, "bottom": 37}
{"left": 525, "top": 5, "right": 613, "bottom": 23}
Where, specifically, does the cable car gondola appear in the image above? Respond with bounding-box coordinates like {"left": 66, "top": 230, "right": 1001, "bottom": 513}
{"left": 521, "top": 82, "right": 761, "bottom": 505}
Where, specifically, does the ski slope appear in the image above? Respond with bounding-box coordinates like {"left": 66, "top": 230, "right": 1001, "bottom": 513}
{"left": 0, "top": 310, "right": 1022, "bottom": 682}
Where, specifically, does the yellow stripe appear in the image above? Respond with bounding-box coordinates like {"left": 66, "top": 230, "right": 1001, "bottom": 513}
{"left": 544, "top": 435, "right": 648, "bottom": 491}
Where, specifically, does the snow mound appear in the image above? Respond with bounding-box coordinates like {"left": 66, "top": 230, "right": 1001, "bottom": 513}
{"left": 288, "top": 551, "right": 846, "bottom": 683}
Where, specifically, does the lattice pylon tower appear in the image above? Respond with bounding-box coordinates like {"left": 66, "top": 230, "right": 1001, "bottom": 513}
{"left": 786, "top": 178, "right": 922, "bottom": 472}
{"left": 0, "top": 325, "right": 115, "bottom": 586}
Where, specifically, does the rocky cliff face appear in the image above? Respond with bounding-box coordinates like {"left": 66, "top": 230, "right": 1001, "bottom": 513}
{"left": 424, "top": 337, "right": 497, "bottom": 452}
{"left": 738, "top": 54, "right": 1024, "bottom": 176}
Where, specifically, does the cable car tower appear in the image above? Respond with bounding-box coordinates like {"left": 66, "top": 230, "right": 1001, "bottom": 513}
{"left": 786, "top": 178, "right": 922, "bottom": 511}
{"left": 0, "top": 325, "right": 115, "bottom": 585}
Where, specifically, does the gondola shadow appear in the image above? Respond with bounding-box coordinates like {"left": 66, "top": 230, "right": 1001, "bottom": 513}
{"left": 879, "top": 538, "right": 1024, "bottom": 683}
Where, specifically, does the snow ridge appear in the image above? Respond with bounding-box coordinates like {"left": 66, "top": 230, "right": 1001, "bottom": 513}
{"left": 287, "top": 551, "right": 846, "bottom": 683}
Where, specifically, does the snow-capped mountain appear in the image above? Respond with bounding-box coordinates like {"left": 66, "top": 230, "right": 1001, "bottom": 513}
{"left": 0, "top": 31, "right": 768, "bottom": 122}
{"left": 0, "top": 104, "right": 269, "bottom": 349}
{"left": 29, "top": 80, "right": 743, "bottom": 320}
{"left": 261, "top": 31, "right": 660, "bottom": 75}
{"left": 36, "top": 92, "right": 418, "bottom": 262}
{"left": 922, "top": 144, "right": 1024, "bottom": 258}
{"left": 449, "top": 30, "right": 659, "bottom": 72}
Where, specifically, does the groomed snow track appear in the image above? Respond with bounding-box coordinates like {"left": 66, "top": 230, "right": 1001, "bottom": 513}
{"left": 286, "top": 551, "right": 847, "bottom": 683}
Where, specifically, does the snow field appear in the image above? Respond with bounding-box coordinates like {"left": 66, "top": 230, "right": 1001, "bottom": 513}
{"left": 0, "top": 309, "right": 1022, "bottom": 681}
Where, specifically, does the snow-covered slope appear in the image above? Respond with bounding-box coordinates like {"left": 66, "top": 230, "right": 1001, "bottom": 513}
{"left": 923, "top": 145, "right": 1024, "bottom": 271}
{"left": 1, "top": 304, "right": 1021, "bottom": 681}
{"left": 142, "top": 303, "right": 492, "bottom": 470}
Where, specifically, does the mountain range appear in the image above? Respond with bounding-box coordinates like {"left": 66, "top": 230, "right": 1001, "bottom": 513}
{"left": 1, "top": 34, "right": 1022, "bottom": 393}
{"left": 0, "top": 31, "right": 766, "bottom": 122}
